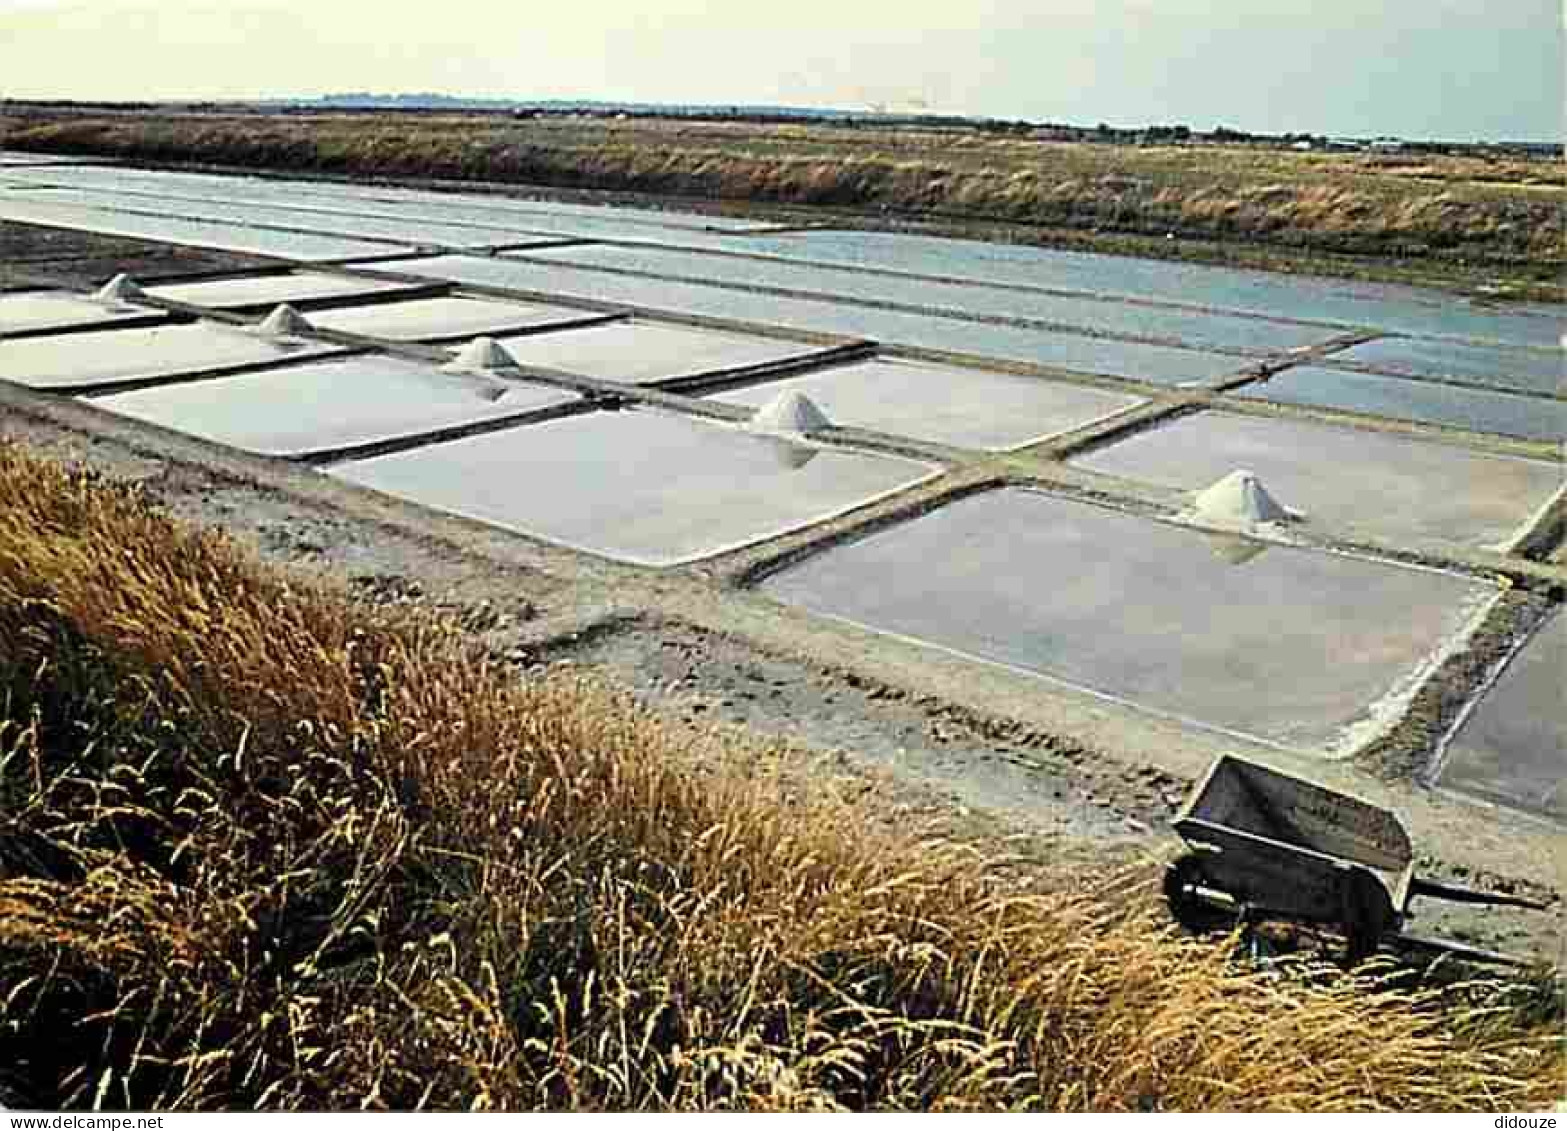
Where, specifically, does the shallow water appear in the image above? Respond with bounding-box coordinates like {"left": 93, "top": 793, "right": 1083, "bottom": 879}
{"left": 492, "top": 320, "right": 826, "bottom": 384}
{"left": 761, "top": 488, "right": 1492, "bottom": 750}
{"left": 719, "top": 358, "right": 1142, "bottom": 449}
{"left": 305, "top": 296, "right": 595, "bottom": 342}
{"left": 147, "top": 271, "right": 419, "bottom": 309}
{"left": 736, "top": 230, "right": 1564, "bottom": 348}
{"left": 331, "top": 407, "right": 930, "bottom": 565}
{"left": 522, "top": 244, "right": 1336, "bottom": 353}
{"left": 2, "top": 321, "right": 343, "bottom": 391}
{"left": 1440, "top": 611, "right": 1565, "bottom": 820}
{"left": 1239, "top": 365, "right": 1565, "bottom": 441}
{"left": 1075, "top": 410, "right": 1563, "bottom": 547}
{"left": 88, "top": 354, "right": 574, "bottom": 457}
{"left": 379, "top": 255, "right": 1243, "bottom": 385}
{"left": 1335, "top": 336, "right": 1562, "bottom": 397}
{"left": 1, "top": 290, "right": 163, "bottom": 335}
{"left": 5, "top": 186, "right": 530, "bottom": 250}
{"left": 0, "top": 195, "right": 398, "bottom": 260}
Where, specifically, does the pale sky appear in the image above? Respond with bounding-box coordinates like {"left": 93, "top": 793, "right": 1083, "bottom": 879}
{"left": 1, "top": 0, "right": 1561, "bottom": 139}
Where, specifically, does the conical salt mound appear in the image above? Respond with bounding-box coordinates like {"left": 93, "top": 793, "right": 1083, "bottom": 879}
{"left": 94, "top": 273, "right": 145, "bottom": 304}
{"left": 1192, "top": 469, "right": 1291, "bottom": 525}
{"left": 256, "top": 304, "right": 314, "bottom": 337}
{"left": 750, "top": 390, "right": 831, "bottom": 435}
{"left": 1202, "top": 531, "right": 1270, "bottom": 567}
{"left": 755, "top": 434, "right": 822, "bottom": 472}
{"left": 443, "top": 336, "right": 518, "bottom": 373}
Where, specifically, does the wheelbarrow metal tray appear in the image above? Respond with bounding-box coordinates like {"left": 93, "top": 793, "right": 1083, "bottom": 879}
{"left": 1173, "top": 755, "right": 1416, "bottom": 914}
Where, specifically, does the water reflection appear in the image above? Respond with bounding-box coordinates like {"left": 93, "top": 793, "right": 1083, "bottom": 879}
{"left": 1202, "top": 531, "right": 1270, "bottom": 567}
{"left": 751, "top": 433, "right": 822, "bottom": 471}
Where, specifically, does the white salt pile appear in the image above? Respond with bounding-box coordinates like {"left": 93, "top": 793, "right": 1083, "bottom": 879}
{"left": 443, "top": 336, "right": 518, "bottom": 374}
{"left": 750, "top": 389, "right": 831, "bottom": 436}
{"left": 254, "top": 304, "right": 315, "bottom": 338}
{"left": 93, "top": 273, "right": 145, "bottom": 305}
{"left": 1190, "top": 469, "right": 1300, "bottom": 527}
{"left": 754, "top": 434, "right": 822, "bottom": 471}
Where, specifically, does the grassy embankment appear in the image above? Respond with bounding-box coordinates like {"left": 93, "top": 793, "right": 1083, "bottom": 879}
{"left": 2, "top": 110, "right": 1562, "bottom": 302}
{"left": 0, "top": 443, "right": 1561, "bottom": 1111}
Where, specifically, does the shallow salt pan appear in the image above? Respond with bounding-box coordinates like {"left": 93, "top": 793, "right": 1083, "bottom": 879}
{"left": 331, "top": 408, "right": 931, "bottom": 565}
{"left": 491, "top": 320, "right": 827, "bottom": 385}
{"left": 1075, "top": 411, "right": 1563, "bottom": 548}
{"left": 146, "top": 271, "right": 421, "bottom": 310}
{"left": 88, "top": 355, "right": 574, "bottom": 458}
{"left": 761, "top": 489, "right": 1494, "bottom": 751}
{"left": 1, "top": 321, "right": 343, "bottom": 392}
{"left": 305, "top": 296, "right": 598, "bottom": 342}
{"left": 1438, "top": 611, "right": 1565, "bottom": 821}
{"left": 1, "top": 289, "right": 164, "bottom": 335}
{"left": 717, "top": 358, "right": 1143, "bottom": 449}
{"left": 376, "top": 255, "right": 1241, "bottom": 385}
{"left": 1239, "top": 365, "right": 1564, "bottom": 441}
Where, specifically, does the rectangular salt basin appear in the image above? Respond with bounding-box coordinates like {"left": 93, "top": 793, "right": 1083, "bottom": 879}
{"left": 491, "top": 320, "right": 823, "bottom": 385}
{"left": 718, "top": 359, "right": 1142, "bottom": 449}
{"left": 1075, "top": 411, "right": 1563, "bottom": 549}
{"left": 1, "top": 321, "right": 342, "bottom": 392}
{"left": 25, "top": 174, "right": 756, "bottom": 251}
{"left": 89, "top": 355, "right": 574, "bottom": 458}
{"left": 740, "top": 230, "right": 1563, "bottom": 348}
{"left": 146, "top": 271, "right": 421, "bottom": 310}
{"left": 379, "top": 255, "right": 1241, "bottom": 385}
{"left": 352, "top": 187, "right": 776, "bottom": 232}
{"left": 1241, "top": 366, "right": 1565, "bottom": 441}
{"left": 762, "top": 489, "right": 1493, "bottom": 751}
{"left": 3, "top": 185, "right": 528, "bottom": 250}
{"left": 331, "top": 408, "right": 930, "bottom": 565}
{"left": 1335, "top": 337, "right": 1563, "bottom": 398}
{"left": 1, "top": 289, "right": 163, "bottom": 335}
{"left": 5, "top": 162, "right": 772, "bottom": 231}
{"left": 0, "top": 197, "right": 401, "bottom": 261}
{"left": 1439, "top": 611, "right": 1565, "bottom": 820}
{"left": 305, "top": 296, "right": 594, "bottom": 342}
{"left": 524, "top": 244, "right": 1336, "bottom": 353}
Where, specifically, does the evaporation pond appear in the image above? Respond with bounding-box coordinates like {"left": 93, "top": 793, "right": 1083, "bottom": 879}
{"left": 718, "top": 359, "right": 1142, "bottom": 449}
{"left": 1075, "top": 411, "right": 1563, "bottom": 548}
{"left": 1, "top": 289, "right": 165, "bottom": 335}
{"left": 147, "top": 271, "right": 422, "bottom": 310}
{"left": 1439, "top": 611, "right": 1565, "bottom": 820}
{"left": 377, "top": 255, "right": 1241, "bottom": 385}
{"left": 1334, "top": 337, "right": 1562, "bottom": 398}
{"left": 0, "top": 196, "right": 399, "bottom": 261}
{"left": 305, "top": 296, "right": 596, "bottom": 341}
{"left": 493, "top": 320, "right": 824, "bottom": 385}
{"left": 331, "top": 408, "right": 930, "bottom": 565}
{"left": 0, "top": 321, "right": 343, "bottom": 392}
{"left": 761, "top": 489, "right": 1493, "bottom": 750}
{"left": 88, "top": 355, "right": 574, "bottom": 458}
{"left": 525, "top": 243, "right": 1335, "bottom": 352}
{"left": 1241, "top": 366, "right": 1564, "bottom": 441}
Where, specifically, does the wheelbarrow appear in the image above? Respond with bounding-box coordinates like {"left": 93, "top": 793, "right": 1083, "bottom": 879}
{"left": 1165, "top": 755, "right": 1552, "bottom": 964}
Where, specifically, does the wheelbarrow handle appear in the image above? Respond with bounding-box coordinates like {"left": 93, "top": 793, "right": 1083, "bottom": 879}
{"left": 1408, "top": 875, "right": 1553, "bottom": 911}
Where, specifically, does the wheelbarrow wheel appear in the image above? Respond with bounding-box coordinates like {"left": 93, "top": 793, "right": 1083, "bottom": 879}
{"left": 1339, "top": 865, "right": 1396, "bottom": 965}
{"left": 1164, "top": 853, "right": 1234, "bottom": 933}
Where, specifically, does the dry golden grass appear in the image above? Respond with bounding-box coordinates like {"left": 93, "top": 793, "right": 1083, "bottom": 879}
{"left": 0, "top": 443, "right": 1560, "bottom": 1111}
{"left": 3, "top": 110, "right": 1561, "bottom": 299}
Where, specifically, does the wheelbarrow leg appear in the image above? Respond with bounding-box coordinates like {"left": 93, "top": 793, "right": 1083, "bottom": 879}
{"left": 1163, "top": 852, "right": 1236, "bottom": 934}
{"left": 1340, "top": 866, "right": 1396, "bottom": 965}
